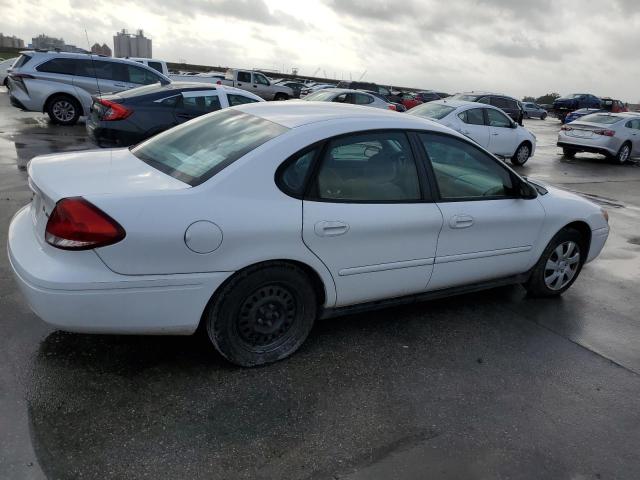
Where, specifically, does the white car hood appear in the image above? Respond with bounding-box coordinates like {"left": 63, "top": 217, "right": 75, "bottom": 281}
{"left": 28, "top": 148, "right": 189, "bottom": 202}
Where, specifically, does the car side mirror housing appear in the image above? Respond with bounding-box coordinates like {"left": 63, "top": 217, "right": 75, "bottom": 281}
{"left": 519, "top": 180, "right": 538, "bottom": 199}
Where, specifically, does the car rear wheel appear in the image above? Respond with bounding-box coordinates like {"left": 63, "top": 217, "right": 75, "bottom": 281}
{"left": 274, "top": 93, "right": 289, "bottom": 101}
{"left": 562, "top": 147, "right": 576, "bottom": 158}
{"left": 613, "top": 143, "right": 631, "bottom": 164}
{"left": 205, "top": 263, "right": 317, "bottom": 367}
{"left": 47, "top": 95, "right": 81, "bottom": 126}
{"left": 524, "top": 228, "right": 585, "bottom": 297}
{"left": 541, "top": 113, "right": 547, "bottom": 120}
{"left": 511, "top": 143, "right": 531, "bottom": 166}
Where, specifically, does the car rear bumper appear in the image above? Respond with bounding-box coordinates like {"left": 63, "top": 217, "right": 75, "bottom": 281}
{"left": 8, "top": 205, "right": 232, "bottom": 334}
{"left": 557, "top": 141, "right": 617, "bottom": 156}
{"left": 86, "top": 118, "right": 145, "bottom": 147}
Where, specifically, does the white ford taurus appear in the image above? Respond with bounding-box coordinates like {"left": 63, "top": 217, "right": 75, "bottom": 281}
{"left": 8, "top": 102, "right": 609, "bottom": 366}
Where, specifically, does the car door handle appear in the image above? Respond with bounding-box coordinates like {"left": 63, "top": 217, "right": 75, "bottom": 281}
{"left": 449, "top": 214, "right": 474, "bottom": 229}
{"left": 314, "top": 221, "right": 350, "bottom": 237}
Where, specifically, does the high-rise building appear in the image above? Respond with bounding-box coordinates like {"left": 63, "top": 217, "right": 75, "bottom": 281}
{"left": 113, "top": 29, "right": 152, "bottom": 58}
{"left": 0, "top": 33, "right": 25, "bottom": 49}
{"left": 91, "top": 43, "right": 112, "bottom": 56}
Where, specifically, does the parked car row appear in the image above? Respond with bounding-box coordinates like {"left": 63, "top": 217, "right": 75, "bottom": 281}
{"left": 551, "top": 94, "right": 628, "bottom": 123}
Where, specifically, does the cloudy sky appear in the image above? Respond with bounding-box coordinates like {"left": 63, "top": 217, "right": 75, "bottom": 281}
{"left": 3, "top": 0, "right": 639, "bottom": 101}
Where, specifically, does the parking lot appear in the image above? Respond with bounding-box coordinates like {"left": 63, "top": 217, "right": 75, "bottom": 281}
{"left": 1, "top": 87, "right": 640, "bottom": 479}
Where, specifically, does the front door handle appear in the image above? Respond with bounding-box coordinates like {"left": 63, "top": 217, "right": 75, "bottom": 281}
{"left": 449, "top": 214, "right": 474, "bottom": 229}
{"left": 314, "top": 221, "right": 350, "bottom": 237}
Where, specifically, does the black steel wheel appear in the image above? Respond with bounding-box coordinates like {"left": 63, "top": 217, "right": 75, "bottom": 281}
{"left": 206, "top": 263, "right": 317, "bottom": 366}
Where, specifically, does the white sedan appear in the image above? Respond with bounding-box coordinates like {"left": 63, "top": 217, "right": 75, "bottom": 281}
{"left": 409, "top": 99, "right": 537, "bottom": 166}
{"left": 301, "top": 88, "right": 397, "bottom": 110}
{"left": 8, "top": 103, "right": 609, "bottom": 366}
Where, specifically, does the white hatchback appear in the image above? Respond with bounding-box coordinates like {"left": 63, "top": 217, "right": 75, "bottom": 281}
{"left": 8, "top": 103, "right": 609, "bottom": 366}
{"left": 409, "top": 99, "right": 537, "bottom": 166}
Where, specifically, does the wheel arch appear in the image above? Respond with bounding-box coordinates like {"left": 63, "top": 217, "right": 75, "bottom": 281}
{"left": 562, "top": 220, "right": 592, "bottom": 258}
{"left": 197, "top": 258, "right": 330, "bottom": 330}
{"left": 43, "top": 92, "right": 84, "bottom": 116}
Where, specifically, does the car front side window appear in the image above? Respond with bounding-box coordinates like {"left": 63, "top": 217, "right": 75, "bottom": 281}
{"left": 419, "top": 132, "right": 516, "bottom": 200}
{"left": 254, "top": 74, "right": 269, "bottom": 85}
{"left": 486, "top": 109, "right": 512, "bottom": 128}
{"left": 312, "top": 132, "right": 421, "bottom": 202}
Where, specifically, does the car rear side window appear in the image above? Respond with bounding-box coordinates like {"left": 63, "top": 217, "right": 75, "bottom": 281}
{"left": 180, "top": 93, "right": 221, "bottom": 112}
{"left": 277, "top": 148, "right": 318, "bottom": 196}
{"left": 354, "top": 93, "right": 373, "bottom": 105}
{"left": 148, "top": 61, "right": 163, "bottom": 73}
{"left": 131, "top": 109, "right": 288, "bottom": 186}
{"left": 127, "top": 65, "right": 160, "bottom": 85}
{"left": 461, "top": 108, "right": 485, "bottom": 125}
{"left": 13, "top": 54, "right": 33, "bottom": 69}
{"left": 311, "top": 131, "right": 421, "bottom": 202}
{"left": 37, "top": 58, "right": 77, "bottom": 75}
{"left": 237, "top": 71, "right": 251, "bottom": 83}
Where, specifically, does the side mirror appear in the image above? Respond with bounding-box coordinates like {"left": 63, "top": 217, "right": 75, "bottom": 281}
{"left": 519, "top": 180, "right": 538, "bottom": 199}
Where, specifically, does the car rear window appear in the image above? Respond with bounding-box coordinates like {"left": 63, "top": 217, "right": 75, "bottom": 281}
{"left": 13, "top": 54, "right": 33, "bottom": 69}
{"left": 303, "top": 90, "right": 338, "bottom": 101}
{"left": 131, "top": 109, "right": 288, "bottom": 186}
{"left": 408, "top": 103, "right": 455, "bottom": 120}
{"left": 578, "top": 114, "right": 623, "bottom": 125}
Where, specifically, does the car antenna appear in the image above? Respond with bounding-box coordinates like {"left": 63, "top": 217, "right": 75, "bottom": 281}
{"left": 84, "top": 29, "right": 102, "bottom": 99}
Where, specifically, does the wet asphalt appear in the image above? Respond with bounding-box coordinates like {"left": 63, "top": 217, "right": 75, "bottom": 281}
{"left": 0, "top": 89, "right": 639, "bottom": 479}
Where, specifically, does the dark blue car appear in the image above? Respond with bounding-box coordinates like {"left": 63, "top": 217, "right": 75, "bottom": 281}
{"left": 564, "top": 108, "right": 602, "bottom": 124}
{"left": 86, "top": 82, "right": 262, "bottom": 147}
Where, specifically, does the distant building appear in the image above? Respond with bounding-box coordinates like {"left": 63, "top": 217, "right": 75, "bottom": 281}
{"left": 0, "top": 33, "right": 25, "bottom": 49}
{"left": 32, "top": 34, "right": 65, "bottom": 51}
{"left": 113, "top": 29, "right": 152, "bottom": 58}
{"left": 91, "top": 43, "right": 112, "bottom": 56}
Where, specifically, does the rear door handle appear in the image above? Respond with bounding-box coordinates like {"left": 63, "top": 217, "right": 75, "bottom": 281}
{"left": 449, "top": 214, "right": 474, "bottom": 229}
{"left": 314, "top": 221, "right": 350, "bottom": 237}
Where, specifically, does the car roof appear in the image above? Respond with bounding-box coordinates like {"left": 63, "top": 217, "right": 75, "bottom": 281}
{"left": 232, "top": 101, "right": 453, "bottom": 130}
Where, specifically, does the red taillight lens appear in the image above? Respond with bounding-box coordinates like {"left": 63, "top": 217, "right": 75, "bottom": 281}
{"left": 388, "top": 104, "right": 397, "bottom": 111}
{"left": 216, "top": 80, "right": 222, "bottom": 85}
{"left": 45, "top": 197, "right": 125, "bottom": 250}
{"left": 97, "top": 99, "right": 132, "bottom": 121}
{"left": 594, "top": 129, "right": 615, "bottom": 137}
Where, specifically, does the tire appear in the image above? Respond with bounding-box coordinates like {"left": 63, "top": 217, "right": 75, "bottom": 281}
{"left": 510, "top": 142, "right": 531, "bottom": 166}
{"left": 205, "top": 263, "right": 318, "bottom": 367}
{"left": 46, "top": 95, "right": 81, "bottom": 125}
{"left": 524, "top": 228, "right": 585, "bottom": 297}
{"left": 541, "top": 113, "right": 547, "bottom": 120}
{"left": 612, "top": 142, "right": 631, "bottom": 164}
{"left": 274, "top": 93, "right": 289, "bottom": 101}
{"left": 562, "top": 147, "right": 576, "bottom": 158}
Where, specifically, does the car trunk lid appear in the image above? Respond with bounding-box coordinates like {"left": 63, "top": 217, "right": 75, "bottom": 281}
{"left": 27, "top": 148, "right": 189, "bottom": 243}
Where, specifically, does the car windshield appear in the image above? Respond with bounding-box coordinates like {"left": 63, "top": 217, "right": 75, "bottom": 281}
{"left": 578, "top": 114, "right": 622, "bottom": 125}
{"left": 131, "top": 110, "right": 288, "bottom": 186}
{"left": 408, "top": 103, "right": 456, "bottom": 120}
{"left": 303, "top": 90, "right": 338, "bottom": 101}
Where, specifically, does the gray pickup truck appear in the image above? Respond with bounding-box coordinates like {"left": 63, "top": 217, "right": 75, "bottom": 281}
{"left": 220, "top": 69, "right": 293, "bottom": 101}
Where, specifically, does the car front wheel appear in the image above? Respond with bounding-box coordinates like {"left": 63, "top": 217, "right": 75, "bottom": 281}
{"left": 511, "top": 143, "right": 531, "bottom": 166}
{"left": 524, "top": 228, "right": 585, "bottom": 297}
{"left": 612, "top": 143, "right": 631, "bottom": 164}
{"left": 562, "top": 147, "right": 576, "bottom": 158}
{"left": 205, "top": 263, "right": 318, "bottom": 366}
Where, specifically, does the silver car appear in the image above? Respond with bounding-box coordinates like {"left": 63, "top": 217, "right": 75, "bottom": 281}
{"left": 557, "top": 112, "right": 640, "bottom": 164}
{"left": 301, "top": 88, "right": 397, "bottom": 110}
{"left": 8, "top": 51, "right": 170, "bottom": 125}
{"left": 522, "top": 102, "right": 548, "bottom": 120}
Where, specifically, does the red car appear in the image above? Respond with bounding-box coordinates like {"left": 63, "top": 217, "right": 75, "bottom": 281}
{"left": 601, "top": 97, "right": 628, "bottom": 113}
{"left": 396, "top": 92, "right": 423, "bottom": 110}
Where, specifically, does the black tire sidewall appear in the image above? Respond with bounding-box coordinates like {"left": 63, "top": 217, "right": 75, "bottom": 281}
{"left": 526, "top": 229, "right": 585, "bottom": 297}
{"left": 616, "top": 143, "right": 631, "bottom": 164}
{"left": 206, "top": 265, "right": 317, "bottom": 366}
{"left": 47, "top": 95, "right": 81, "bottom": 125}
{"left": 511, "top": 143, "right": 530, "bottom": 166}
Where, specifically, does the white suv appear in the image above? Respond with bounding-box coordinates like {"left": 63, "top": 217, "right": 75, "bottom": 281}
{"left": 8, "top": 51, "right": 170, "bottom": 125}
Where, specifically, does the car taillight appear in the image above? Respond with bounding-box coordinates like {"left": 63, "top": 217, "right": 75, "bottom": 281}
{"left": 594, "top": 129, "right": 615, "bottom": 137}
{"left": 388, "top": 104, "right": 397, "bottom": 111}
{"left": 97, "top": 99, "right": 132, "bottom": 121}
{"left": 9, "top": 73, "right": 35, "bottom": 80}
{"left": 216, "top": 80, "right": 222, "bottom": 85}
{"left": 45, "top": 197, "right": 126, "bottom": 250}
